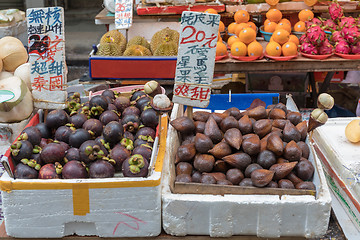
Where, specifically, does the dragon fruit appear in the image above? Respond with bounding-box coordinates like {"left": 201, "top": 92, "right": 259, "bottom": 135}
{"left": 300, "top": 42, "right": 318, "bottom": 55}
{"left": 299, "top": 34, "right": 309, "bottom": 43}
{"left": 318, "top": 39, "right": 334, "bottom": 55}
{"left": 351, "top": 42, "right": 360, "bottom": 54}
{"left": 305, "top": 18, "right": 322, "bottom": 28}
{"left": 323, "top": 19, "right": 337, "bottom": 31}
{"left": 341, "top": 26, "right": 360, "bottom": 44}
{"left": 335, "top": 40, "right": 351, "bottom": 54}
{"left": 339, "top": 17, "right": 356, "bottom": 29}
{"left": 329, "top": 1, "right": 343, "bottom": 22}
{"left": 306, "top": 26, "right": 326, "bottom": 46}
{"left": 331, "top": 31, "right": 345, "bottom": 43}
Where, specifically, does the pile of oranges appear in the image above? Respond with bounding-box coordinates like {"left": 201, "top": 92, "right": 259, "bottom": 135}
{"left": 266, "top": 29, "right": 298, "bottom": 57}
{"left": 293, "top": 9, "right": 314, "bottom": 32}
{"left": 263, "top": 9, "right": 291, "bottom": 33}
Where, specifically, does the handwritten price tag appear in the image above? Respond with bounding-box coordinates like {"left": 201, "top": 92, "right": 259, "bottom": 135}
{"left": 172, "top": 11, "right": 220, "bottom": 108}
{"left": 0, "top": 90, "right": 15, "bottom": 103}
{"left": 115, "top": 0, "right": 132, "bottom": 29}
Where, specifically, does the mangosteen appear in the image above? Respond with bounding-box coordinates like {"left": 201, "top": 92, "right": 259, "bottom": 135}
{"left": 133, "top": 145, "right": 152, "bottom": 161}
{"left": 114, "top": 96, "right": 130, "bottom": 113}
{"left": 122, "top": 154, "right": 149, "bottom": 177}
{"left": 130, "top": 90, "right": 146, "bottom": 102}
{"left": 102, "top": 89, "right": 116, "bottom": 100}
{"left": 124, "top": 131, "right": 135, "bottom": 142}
{"left": 135, "top": 127, "right": 156, "bottom": 140}
{"left": 95, "top": 136, "right": 111, "bottom": 152}
{"left": 136, "top": 96, "right": 151, "bottom": 111}
{"left": 120, "top": 138, "right": 134, "bottom": 151}
{"left": 121, "top": 114, "right": 141, "bottom": 133}
{"left": 10, "top": 140, "right": 33, "bottom": 163}
{"left": 45, "top": 109, "right": 69, "bottom": 129}
{"left": 70, "top": 113, "right": 88, "bottom": 129}
{"left": 140, "top": 108, "right": 158, "bottom": 129}
{"left": 40, "top": 142, "right": 66, "bottom": 164}
{"left": 134, "top": 139, "right": 153, "bottom": 148}
{"left": 99, "top": 110, "right": 120, "bottom": 126}
{"left": 79, "top": 140, "right": 107, "bottom": 164}
{"left": 144, "top": 80, "right": 162, "bottom": 97}
{"left": 31, "top": 153, "right": 42, "bottom": 165}
{"left": 14, "top": 163, "right": 38, "bottom": 179}
{"left": 89, "top": 160, "right": 115, "bottom": 178}
{"left": 108, "top": 103, "right": 117, "bottom": 111}
{"left": 19, "top": 126, "right": 42, "bottom": 146}
{"left": 122, "top": 106, "right": 140, "bottom": 117}
{"left": 55, "top": 126, "right": 74, "bottom": 143}
{"left": 39, "top": 138, "right": 52, "bottom": 149}
{"left": 35, "top": 123, "right": 51, "bottom": 139}
{"left": 65, "top": 148, "right": 81, "bottom": 162}
{"left": 69, "top": 128, "right": 91, "bottom": 148}
{"left": 103, "top": 121, "right": 124, "bottom": 146}
{"left": 83, "top": 119, "right": 104, "bottom": 138}
{"left": 57, "top": 141, "right": 70, "bottom": 152}
{"left": 89, "top": 95, "right": 108, "bottom": 117}
{"left": 104, "top": 96, "right": 113, "bottom": 104}
{"left": 62, "top": 160, "right": 88, "bottom": 179}
{"left": 110, "top": 145, "right": 131, "bottom": 171}
{"left": 39, "top": 163, "right": 62, "bottom": 179}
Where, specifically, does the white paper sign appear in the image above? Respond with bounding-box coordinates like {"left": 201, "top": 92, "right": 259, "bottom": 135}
{"left": 27, "top": 7, "right": 67, "bottom": 109}
{"left": 115, "top": 0, "right": 133, "bottom": 29}
{"left": 0, "top": 90, "right": 14, "bottom": 103}
{"left": 172, "top": 11, "right": 220, "bottom": 108}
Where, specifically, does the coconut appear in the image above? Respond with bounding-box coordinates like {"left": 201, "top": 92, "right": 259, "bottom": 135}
{"left": 14, "top": 62, "right": 31, "bottom": 90}
{"left": 0, "top": 58, "right": 2, "bottom": 72}
{"left": 0, "top": 37, "right": 28, "bottom": 72}
{"left": 0, "top": 71, "right": 13, "bottom": 80}
{"left": 0, "top": 90, "right": 33, "bottom": 123}
{"left": 0, "top": 76, "right": 28, "bottom": 112}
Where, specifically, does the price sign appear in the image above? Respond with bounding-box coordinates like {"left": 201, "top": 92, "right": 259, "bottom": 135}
{"left": 172, "top": 11, "right": 220, "bottom": 108}
{"left": 0, "top": 90, "right": 14, "bottom": 103}
{"left": 27, "top": 7, "right": 67, "bottom": 109}
{"left": 115, "top": 0, "right": 133, "bottom": 29}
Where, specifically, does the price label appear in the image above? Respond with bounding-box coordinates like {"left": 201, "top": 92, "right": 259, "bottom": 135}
{"left": 0, "top": 90, "right": 14, "bottom": 103}
{"left": 172, "top": 11, "right": 220, "bottom": 108}
{"left": 115, "top": 0, "right": 133, "bottom": 29}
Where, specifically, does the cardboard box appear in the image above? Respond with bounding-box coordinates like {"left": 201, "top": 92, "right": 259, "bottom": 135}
{"left": 162, "top": 94, "right": 332, "bottom": 238}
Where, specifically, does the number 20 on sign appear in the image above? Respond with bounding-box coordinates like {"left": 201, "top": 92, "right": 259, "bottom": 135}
{"left": 172, "top": 11, "right": 220, "bottom": 108}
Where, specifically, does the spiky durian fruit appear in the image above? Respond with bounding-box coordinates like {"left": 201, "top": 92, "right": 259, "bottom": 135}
{"left": 123, "top": 45, "right": 152, "bottom": 56}
{"left": 100, "top": 30, "right": 126, "bottom": 55}
{"left": 127, "top": 36, "right": 151, "bottom": 50}
{"left": 153, "top": 41, "right": 178, "bottom": 56}
{"left": 150, "top": 27, "right": 179, "bottom": 53}
{"left": 97, "top": 36, "right": 123, "bottom": 56}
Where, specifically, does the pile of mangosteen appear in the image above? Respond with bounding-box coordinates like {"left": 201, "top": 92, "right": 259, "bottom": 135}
{"left": 10, "top": 81, "right": 166, "bottom": 179}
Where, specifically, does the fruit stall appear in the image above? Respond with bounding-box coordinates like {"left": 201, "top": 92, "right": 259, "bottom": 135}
{"left": 0, "top": 0, "right": 360, "bottom": 239}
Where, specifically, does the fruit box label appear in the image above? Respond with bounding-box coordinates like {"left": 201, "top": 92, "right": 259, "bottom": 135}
{"left": 26, "top": 7, "right": 67, "bottom": 109}
{"left": 172, "top": 11, "right": 220, "bottom": 108}
{"left": 115, "top": 0, "right": 133, "bottom": 29}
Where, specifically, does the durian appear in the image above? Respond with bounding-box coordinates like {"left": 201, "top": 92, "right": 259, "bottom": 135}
{"left": 150, "top": 27, "right": 179, "bottom": 53}
{"left": 97, "top": 36, "right": 123, "bottom": 56}
{"left": 127, "top": 36, "right": 151, "bottom": 50}
{"left": 153, "top": 41, "right": 178, "bottom": 56}
{"left": 123, "top": 45, "right": 152, "bottom": 56}
{"left": 100, "top": 30, "right": 126, "bottom": 55}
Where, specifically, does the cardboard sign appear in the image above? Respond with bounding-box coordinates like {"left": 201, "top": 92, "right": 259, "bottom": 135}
{"left": 115, "top": 0, "right": 133, "bottom": 29}
{"left": 27, "top": 7, "right": 67, "bottom": 109}
{"left": 172, "top": 11, "right": 220, "bottom": 108}
{"left": 0, "top": 90, "right": 14, "bottom": 103}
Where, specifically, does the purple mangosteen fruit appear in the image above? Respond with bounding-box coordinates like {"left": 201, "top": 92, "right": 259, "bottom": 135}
{"left": 10, "top": 140, "right": 33, "bottom": 163}
{"left": 130, "top": 90, "right": 146, "bottom": 102}
{"left": 55, "top": 126, "right": 74, "bottom": 143}
{"left": 65, "top": 147, "right": 81, "bottom": 162}
{"left": 134, "top": 138, "right": 153, "bottom": 148}
{"left": 89, "top": 95, "right": 108, "bottom": 117}
{"left": 39, "top": 163, "right": 62, "bottom": 179}
{"left": 89, "top": 160, "right": 115, "bottom": 178}
{"left": 57, "top": 141, "right": 70, "bottom": 152}
{"left": 14, "top": 163, "right": 38, "bottom": 179}
{"left": 140, "top": 109, "right": 158, "bottom": 129}
{"left": 99, "top": 110, "right": 120, "bottom": 126}
{"left": 35, "top": 123, "right": 52, "bottom": 139}
{"left": 135, "top": 127, "right": 156, "bottom": 141}
{"left": 79, "top": 140, "right": 107, "bottom": 164}
{"left": 122, "top": 106, "right": 140, "bottom": 117}
{"left": 109, "top": 145, "right": 131, "bottom": 171}
{"left": 19, "top": 126, "right": 42, "bottom": 146}
{"left": 70, "top": 113, "right": 88, "bottom": 129}
{"left": 39, "top": 138, "right": 52, "bottom": 149}
{"left": 101, "top": 89, "right": 116, "bottom": 100}
{"left": 136, "top": 96, "right": 151, "bottom": 111}
{"left": 114, "top": 96, "right": 130, "bottom": 113}
{"left": 121, "top": 114, "right": 141, "bottom": 133}
{"left": 69, "top": 128, "right": 91, "bottom": 148}
{"left": 83, "top": 119, "right": 104, "bottom": 138}
{"left": 103, "top": 96, "right": 113, "bottom": 104}
{"left": 108, "top": 103, "right": 117, "bottom": 111}
{"left": 62, "top": 160, "right": 88, "bottom": 179}
{"left": 45, "top": 109, "right": 69, "bottom": 129}
{"left": 40, "top": 142, "right": 66, "bottom": 164}
{"left": 95, "top": 136, "right": 111, "bottom": 152}
{"left": 133, "top": 145, "right": 152, "bottom": 161}
{"left": 120, "top": 138, "right": 134, "bottom": 151}
{"left": 103, "top": 121, "right": 124, "bottom": 146}
{"left": 122, "top": 154, "right": 149, "bottom": 177}
{"left": 123, "top": 131, "right": 134, "bottom": 141}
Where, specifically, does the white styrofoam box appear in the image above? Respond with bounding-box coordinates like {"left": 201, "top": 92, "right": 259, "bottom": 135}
{"left": 0, "top": 115, "right": 168, "bottom": 238}
{"left": 162, "top": 102, "right": 332, "bottom": 238}
{"left": 0, "top": 20, "right": 27, "bottom": 46}
{"left": 312, "top": 117, "right": 360, "bottom": 232}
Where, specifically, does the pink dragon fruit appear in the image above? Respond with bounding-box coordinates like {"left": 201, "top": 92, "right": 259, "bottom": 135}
{"left": 329, "top": 1, "right": 343, "bottom": 22}
{"left": 299, "top": 34, "right": 309, "bottom": 43}
{"left": 306, "top": 25, "right": 326, "bottom": 46}
{"left": 300, "top": 42, "right": 318, "bottom": 55}
{"left": 350, "top": 41, "right": 360, "bottom": 54}
{"left": 323, "top": 19, "right": 337, "bottom": 31}
{"left": 318, "top": 39, "right": 334, "bottom": 55}
{"left": 341, "top": 26, "right": 360, "bottom": 44}
{"left": 331, "top": 31, "right": 345, "bottom": 43}
{"left": 339, "top": 16, "right": 356, "bottom": 29}
{"left": 305, "top": 18, "right": 323, "bottom": 28}
{"left": 335, "top": 40, "right": 351, "bottom": 54}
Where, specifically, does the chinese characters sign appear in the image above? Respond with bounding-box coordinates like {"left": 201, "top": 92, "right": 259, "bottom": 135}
{"left": 115, "top": 0, "right": 133, "bottom": 29}
{"left": 27, "top": 7, "right": 67, "bottom": 109}
{"left": 172, "top": 11, "right": 220, "bottom": 108}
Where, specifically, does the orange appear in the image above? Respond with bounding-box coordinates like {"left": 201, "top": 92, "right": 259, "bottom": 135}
{"left": 266, "top": 0, "right": 279, "bottom": 6}
{"left": 216, "top": 41, "right": 228, "bottom": 56}
{"left": 298, "top": 9, "right": 314, "bottom": 22}
{"left": 272, "top": 29, "right": 290, "bottom": 45}
{"left": 289, "top": 34, "right": 299, "bottom": 46}
{"left": 228, "top": 22, "right": 238, "bottom": 34}
{"left": 231, "top": 41, "right": 247, "bottom": 57}
{"left": 247, "top": 41, "right": 263, "bottom": 57}
{"left": 266, "top": 41, "right": 282, "bottom": 56}
{"left": 264, "top": 21, "right": 277, "bottom": 33}
{"left": 279, "top": 18, "right": 291, "bottom": 26}
{"left": 218, "top": 32, "right": 222, "bottom": 42}
{"left": 266, "top": 9, "right": 282, "bottom": 23}
{"left": 238, "top": 27, "right": 257, "bottom": 45}
{"left": 275, "top": 22, "right": 292, "bottom": 33}
{"left": 264, "top": 19, "right": 271, "bottom": 26}
{"left": 293, "top": 21, "right": 306, "bottom": 32}
{"left": 282, "top": 41, "right": 298, "bottom": 56}
{"left": 204, "top": 8, "right": 218, "bottom": 14}
{"left": 304, "top": 0, "right": 318, "bottom": 6}
{"left": 235, "top": 23, "right": 250, "bottom": 36}
{"left": 247, "top": 22, "right": 257, "bottom": 31}
{"left": 234, "top": 10, "right": 250, "bottom": 24}
{"left": 270, "top": 35, "right": 275, "bottom": 42}
{"left": 227, "top": 35, "right": 241, "bottom": 47}
{"left": 219, "top": 21, "right": 225, "bottom": 32}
